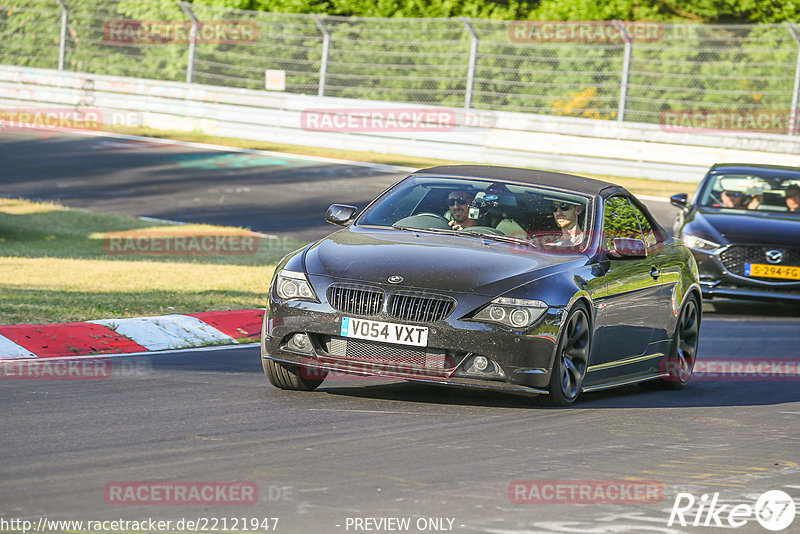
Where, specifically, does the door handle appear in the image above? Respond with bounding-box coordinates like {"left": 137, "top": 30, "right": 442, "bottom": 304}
{"left": 650, "top": 266, "right": 661, "bottom": 279}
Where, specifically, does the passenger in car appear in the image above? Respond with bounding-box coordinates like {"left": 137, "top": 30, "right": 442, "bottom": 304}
{"left": 786, "top": 184, "right": 800, "bottom": 212}
{"left": 479, "top": 183, "right": 526, "bottom": 238}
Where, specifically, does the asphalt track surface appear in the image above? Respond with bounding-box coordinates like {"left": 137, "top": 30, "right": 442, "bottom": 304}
{"left": 1, "top": 132, "right": 799, "bottom": 534}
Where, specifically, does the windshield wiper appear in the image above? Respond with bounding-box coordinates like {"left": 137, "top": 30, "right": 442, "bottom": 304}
{"left": 391, "top": 225, "right": 460, "bottom": 235}
{"left": 461, "top": 230, "right": 533, "bottom": 246}
{"left": 392, "top": 225, "right": 505, "bottom": 243}
{"left": 391, "top": 225, "right": 534, "bottom": 246}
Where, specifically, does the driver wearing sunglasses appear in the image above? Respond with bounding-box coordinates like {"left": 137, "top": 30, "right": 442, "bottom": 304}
{"left": 447, "top": 190, "right": 477, "bottom": 231}
{"left": 549, "top": 200, "right": 585, "bottom": 247}
{"left": 721, "top": 189, "right": 759, "bottom": 210}
{"left": 721, "top": 190, "right": 747, "bottom": 209}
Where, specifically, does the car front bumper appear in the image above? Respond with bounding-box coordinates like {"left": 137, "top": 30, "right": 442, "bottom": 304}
{"left": 691, "top": 246, "right": 800, "bottom": 303}
{"left": 261, "top": 289, "right": 566, "bottom": 395}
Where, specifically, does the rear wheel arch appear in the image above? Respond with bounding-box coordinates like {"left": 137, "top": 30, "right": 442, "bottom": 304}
{"left": 643, "top": 290, "right": 701, "bottom": 390}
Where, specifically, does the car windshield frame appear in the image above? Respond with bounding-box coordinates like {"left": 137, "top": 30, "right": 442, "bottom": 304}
{"left": 354, "top": 174, "right": 597, "bottom": 254}
{"left": 697, "top": 170, "right": 800, "bottom": 215}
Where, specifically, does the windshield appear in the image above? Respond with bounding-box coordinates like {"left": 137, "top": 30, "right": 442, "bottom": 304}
{"left": 698, "top": 171, "right": 800, "bottom": 214}
{"left": 356, "top": 175, "right": 594, "bottom": 252}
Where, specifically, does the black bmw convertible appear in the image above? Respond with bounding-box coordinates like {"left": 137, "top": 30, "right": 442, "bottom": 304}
{"left": 261, "top": 165, "right": 701, "bottom": 405}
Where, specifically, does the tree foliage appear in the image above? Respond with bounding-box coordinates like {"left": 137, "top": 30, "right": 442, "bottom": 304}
{"left": 2, "top": 0, "right": 798, "bottom": 129}
{"left": 188, "top": 0, "right": 800, "bottom": 23}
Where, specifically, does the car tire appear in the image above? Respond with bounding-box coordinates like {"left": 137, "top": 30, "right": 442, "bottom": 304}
{"left": 540, "top": 303, "right": 592, "bottom": 407}
{"left": 642, "top": 295, "right": 700, "bottom": 390}
{"left": 663, "top": 295, "right": 701, "bottom": 389}
{"left": 262, "top": 358, "right": 327, "bottom": 391}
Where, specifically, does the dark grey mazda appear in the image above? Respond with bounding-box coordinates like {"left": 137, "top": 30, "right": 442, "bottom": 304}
{"left": 261, "top": 165, "right": 701, "bottom": 405}
{"left": 671, "top": 163, "right": 800, "bottom": 304}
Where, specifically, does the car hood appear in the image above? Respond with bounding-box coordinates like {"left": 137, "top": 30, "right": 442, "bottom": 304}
{"left": 303, "top": 227, "right": 585, "bottom": 296}
{"left": 692, "top": 208, "right": 800, "bottom": 246}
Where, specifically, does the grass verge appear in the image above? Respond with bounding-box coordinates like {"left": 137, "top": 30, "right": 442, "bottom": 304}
{"left": 0, "top": 198, "right": 305, "bottom": 324}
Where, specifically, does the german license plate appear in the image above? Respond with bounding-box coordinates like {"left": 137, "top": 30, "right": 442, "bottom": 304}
{"left": 744, "top": 263, "right": 800, "bottom": 280}
{"left": 340, "top": 317, "right": 428, "bottom": 347}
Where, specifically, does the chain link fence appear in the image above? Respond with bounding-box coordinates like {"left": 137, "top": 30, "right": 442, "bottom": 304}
{"left": 2, "top": 0, "right": 799, "bottom": 131}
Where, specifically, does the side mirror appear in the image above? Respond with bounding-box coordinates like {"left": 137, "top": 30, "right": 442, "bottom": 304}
{"left": 610, "top": 237, "right": 647, "bottom": 259}
{"left": 670, "top": 193, "right": 689, "bottom": 210}
{"left": 325, "top": 204, "right": 358, "bottom": 226}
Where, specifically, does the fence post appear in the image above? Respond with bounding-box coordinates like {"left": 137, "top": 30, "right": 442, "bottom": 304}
{"left": 786, "top": 23, "right": 800, "bottom": 135}
{"left": 615, "top": 20, "right": 632, "bottom": 123}
{"left": 314, "top": 15, "right": 330, "bottom": 98}
{"left": 55, "top": 0, "right": 68, "bottom": 71}
{"left": 178, "top": 2, "right": 198, "bottom": 84}
{"left": 461, "top": 17, "right": 479, "bottom": 109}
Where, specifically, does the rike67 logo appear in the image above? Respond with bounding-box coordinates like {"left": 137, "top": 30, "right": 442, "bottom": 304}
{"left": 668, "top": 490, "right": 796, "bottom": 531}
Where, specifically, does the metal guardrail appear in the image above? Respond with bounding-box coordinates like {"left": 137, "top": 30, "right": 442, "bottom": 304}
{"left": 3, "top": 0, "right": 800, "bottom": 133}
{"left": 2, "top": 66, "right": 800, "bottom": 182}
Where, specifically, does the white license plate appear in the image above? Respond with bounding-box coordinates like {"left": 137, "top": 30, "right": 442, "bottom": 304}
{"left": 340, "top": 317, "right": 428, "bottom": 347}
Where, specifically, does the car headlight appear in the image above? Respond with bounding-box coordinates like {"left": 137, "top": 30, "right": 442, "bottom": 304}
{"left": 473, "top": 297, "right": 548, "bottom": 329}
{"left": 682, "top": 234, "right": 721, "bottom": 252}
{"left": 273, "top": 269, "right": 317, "bottom": 302}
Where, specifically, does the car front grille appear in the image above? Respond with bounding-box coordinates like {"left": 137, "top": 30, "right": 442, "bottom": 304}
{"left": 322, "top": 336, "right": 448, "bottom": 371}
{"left": 327, "top": 285, "right": 384, "bottom": 316}
{"left": 327, "top": 284, "right": 455, "bottom": 322}
{"left": 719, "top": 246, "right": 800, "bottom": 282}
{"left": 389, "top": 294, "right": 455, "bottom": 323}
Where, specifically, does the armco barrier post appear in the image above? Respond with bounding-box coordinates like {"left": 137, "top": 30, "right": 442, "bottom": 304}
{"left": 55, "top": 0, "right": 68, "bottom": 71}
{"left": 313, "top": 14, "right": 330, "bottom": 98}
{"left": 615, "top": 20, "right": 632, "bottom": 124}
{"left": 178, "top": 1, "right": 198, "bottom": 84}
{"left": 462, "top": 17, "right": 478, "bottom": 109}
{"left": 786, "top": 23, "right": 800, "bottom": 135}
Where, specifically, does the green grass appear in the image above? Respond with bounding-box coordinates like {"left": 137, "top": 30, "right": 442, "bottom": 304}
{"left": 0, "top": 198, "right": 305, "bottom": 324}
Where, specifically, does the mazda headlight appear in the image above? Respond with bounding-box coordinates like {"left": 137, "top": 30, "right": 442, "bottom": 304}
{"left": 682, "top": 234, "right": 721, "bottom": 252}
{"left": 274, "top": 269, "right": 317, "bottom": 302}
{"left": 473, "top": 297, "right": 548, "bottom": 329}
